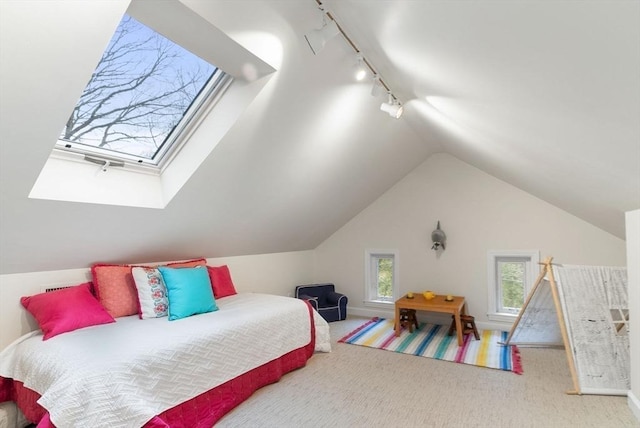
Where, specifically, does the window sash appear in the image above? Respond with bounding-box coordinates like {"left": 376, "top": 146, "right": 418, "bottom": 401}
{"left": 55, "top": 14, "right": 229, "bottom": 169}
{"left": 56, "top": 70, "right": 229, "bottom": 168}
{"left": 365, "top": 250, "right": 398, "bottom": 305}
{"left": 373, "top": 256, "right": 394, "bottom": 302}
{"left": 496, "top": 258, "right": 527, "bottom": 314}
{"left": 487, "top": 250, "right": 539, "bottom": 322}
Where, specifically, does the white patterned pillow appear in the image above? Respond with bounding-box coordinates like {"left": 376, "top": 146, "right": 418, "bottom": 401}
{"left": 131, "top": 267, "right": 169, "bottom": 319}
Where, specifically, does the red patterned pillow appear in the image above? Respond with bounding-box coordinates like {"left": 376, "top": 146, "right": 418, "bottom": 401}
{"left": 92, "top": 258, "right": 206, "bottom": 318}
{"left": 21, "top": 283, "right": 115, "bottom": 340}
{"left": 207, "top": 265, "right": 237, "bottom": 298}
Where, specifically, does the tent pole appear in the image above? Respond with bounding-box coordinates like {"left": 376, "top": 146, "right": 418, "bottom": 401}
{"left": 546, "top": 258, "right": 581, "bottom": 395}
{"left": 502, "top": 256, "right": 551, "bottom": 346}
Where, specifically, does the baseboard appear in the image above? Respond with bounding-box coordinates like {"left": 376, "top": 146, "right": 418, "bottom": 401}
{"left": 629, "top": 390, "right": 640, "bottom": 422}
{"left": 348, "top": 306, "right": 393, "bottom": 320}
{"left": 347, "top": 306, "right": 513, "bottom": 332}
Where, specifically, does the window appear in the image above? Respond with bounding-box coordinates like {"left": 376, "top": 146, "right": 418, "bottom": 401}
{"left": 30, "top": 2, "right": 275, "bottom": 209}
{"left": 487, "top": 250, "right": 539, "bottom": 322}
{"left": 610, "top": 308, "right": 629, "bottom": 336}
{"left": 56, "top": 14, "right": 230, "bottom": 168}
{"left": 365, "top": 250, "right": 398, "bottom": 305}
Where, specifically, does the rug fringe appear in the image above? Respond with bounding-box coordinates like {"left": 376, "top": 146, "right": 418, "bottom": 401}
{"left": 338, "top": 317, "right": 379, "bottom": 343}
{"left": 512, "top": 345, "right": 523, "bottom": 375}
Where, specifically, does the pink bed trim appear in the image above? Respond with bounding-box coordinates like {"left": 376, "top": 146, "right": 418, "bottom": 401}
{"left": 1, "top": 302, "right": 316, "bottom": 427}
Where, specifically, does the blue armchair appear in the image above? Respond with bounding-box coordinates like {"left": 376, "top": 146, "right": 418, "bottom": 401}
{"left": 295, "top": 283, "right": 348, "bottom": 322}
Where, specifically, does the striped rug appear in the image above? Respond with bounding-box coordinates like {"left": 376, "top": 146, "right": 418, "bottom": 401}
{"left": 339, "top": 318, "right": 522, "bottom": 374}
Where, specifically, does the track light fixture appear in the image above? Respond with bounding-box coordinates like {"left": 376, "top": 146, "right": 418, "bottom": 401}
{"left": 354, "top": 54, "right": 367, "bottom": 81}
{"left": 307, "top": 0, "right": 404, "bottom": 119}
{"left": 380, "top": 93, "right": 404, "bottom": 119}
{"left": 371, "top": 75, "right": 384, "bottom": 97}
{"left": 304, "top": 14, "right": 340, "bottom": 55}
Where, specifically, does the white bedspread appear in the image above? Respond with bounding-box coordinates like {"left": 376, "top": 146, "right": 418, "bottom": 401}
{"left": 0, "top": 293, "right": 330, "bottom": 428}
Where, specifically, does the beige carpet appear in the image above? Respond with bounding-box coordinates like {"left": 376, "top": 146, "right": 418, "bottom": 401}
{"left": 217, "top": 317, "right": 638, "bottom": 428}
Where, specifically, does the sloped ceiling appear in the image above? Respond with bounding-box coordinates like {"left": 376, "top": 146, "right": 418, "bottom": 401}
{"left": 0, "top": 0, "right": 638, "bottom": 274}
{"left": 323, "top": 0, "right": 639, "bottom": 237}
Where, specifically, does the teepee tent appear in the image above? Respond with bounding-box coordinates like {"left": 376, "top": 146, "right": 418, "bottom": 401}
{"left": 504, "top": 257, "right": 629, "bottom": 395}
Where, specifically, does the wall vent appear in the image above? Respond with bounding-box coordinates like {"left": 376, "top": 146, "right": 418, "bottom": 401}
{"left": 42, "top": 286, "right": 73, "bottom": 293}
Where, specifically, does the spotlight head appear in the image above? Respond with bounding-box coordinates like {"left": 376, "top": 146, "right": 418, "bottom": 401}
{"left": 304, "top": 20, "right": 340, "bottom": 55}
{"left": 371, "top": 76, "right": 384, "bottom": 97}
{"left": 380, "top": 102, "right": 404, "bottom": 118}
{"left": 354, "top": 54, "right": 367, "bottom": 81}
{"left": 380, "top": 94, "right": 404, "bottom": 118}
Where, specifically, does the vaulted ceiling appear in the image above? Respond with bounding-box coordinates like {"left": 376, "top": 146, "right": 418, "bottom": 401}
{"left": 0, "top": 0, "right": 638, "bottom": 274}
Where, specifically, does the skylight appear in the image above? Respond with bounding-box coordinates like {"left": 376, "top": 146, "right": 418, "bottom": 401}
{"left": 56, "top": 14, "right": 227, "bottom": 167}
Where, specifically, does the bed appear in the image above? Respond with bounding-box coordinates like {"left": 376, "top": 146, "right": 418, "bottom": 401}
{"left": 0, "top": 293, "right": 331, "bottom": 427}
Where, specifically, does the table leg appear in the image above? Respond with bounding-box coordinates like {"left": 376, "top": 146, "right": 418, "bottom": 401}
{"left": 394, "top": 305, "right": 401, "bottom": 337}
{"left": 454, "top": 310, "right": 463, "bottom": 346}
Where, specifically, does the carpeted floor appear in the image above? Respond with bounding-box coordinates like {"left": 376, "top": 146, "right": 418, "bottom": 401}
{"left": 217, "top": 317, "right": 639, "bottom": 428}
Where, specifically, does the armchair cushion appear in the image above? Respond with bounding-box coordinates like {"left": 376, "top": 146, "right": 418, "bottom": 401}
{"left": 295, "top": 283, "right": 347, "bottom": 322}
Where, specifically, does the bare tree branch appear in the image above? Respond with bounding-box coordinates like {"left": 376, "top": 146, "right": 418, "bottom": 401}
{"left": 61, "top": 15, "right": 214, "bottom": 157}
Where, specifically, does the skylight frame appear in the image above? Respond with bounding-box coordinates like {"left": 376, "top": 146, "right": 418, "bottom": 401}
{"left": 55, "top": 69, "right": 231, "bottom": 170}
{"left": 54, "top": 15, "right": 232, "bottom": 170}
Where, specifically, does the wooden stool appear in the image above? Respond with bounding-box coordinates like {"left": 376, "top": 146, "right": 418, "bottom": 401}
{"left": 448, "top": 314, "right": 480, "bottom": 340}
{"left": 399, "top": 309, "right": 419, "bottom": 333}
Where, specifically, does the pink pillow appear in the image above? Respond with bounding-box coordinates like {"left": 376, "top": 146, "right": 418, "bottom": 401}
{"left": 207, "top": 265, "right": 237, "bottom": 298}
{"left": 92, "top": 258, "right": 206, "bottom": 318}
{"left": 21, "top": 283, "right": 115, "bottom": 340}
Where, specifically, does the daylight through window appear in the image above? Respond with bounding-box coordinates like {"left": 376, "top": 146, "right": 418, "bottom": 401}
{"left": 497, "top": 258, "right": 527, "bottom": 314}
{"left": 487, "top": 251, "right": 539, "bottom": 322}
{"left": 56, "top": 14, "right": 227, "bottom": 167}
{"left": 365, "top": 250, "right": 398, "bottom": 304}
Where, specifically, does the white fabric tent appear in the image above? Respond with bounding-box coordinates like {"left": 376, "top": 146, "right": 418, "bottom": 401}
{"left": 505, "top": 258, "right": 629, "bottom": 395}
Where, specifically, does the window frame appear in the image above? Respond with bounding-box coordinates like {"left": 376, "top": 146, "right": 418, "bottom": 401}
{"left": 487, "top": 250, "right": 539, "bottom": 323}
{"left": 364, "top": 249, "right": 399, "bottom": 307}
{"left": 54, "top": 15, "right": 232, "bottom": 171}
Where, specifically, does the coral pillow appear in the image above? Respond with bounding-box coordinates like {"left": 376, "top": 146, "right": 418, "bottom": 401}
{"left": 92, "top": 258, "right": 206, "bottom": 318}
{"left": 206, "top": 265, "right": 238, "bottom": 298}
{"left": 159, "top": 266, "right": 217, "bottom": 321}
{"left": 131, "top": 267, "right": 169, "bottom": 319}
{"left": 92, "top": 264, "right": 138, "bottom": 318}
{"left": 20, "top": 283, "right": 115, "bottom": 340}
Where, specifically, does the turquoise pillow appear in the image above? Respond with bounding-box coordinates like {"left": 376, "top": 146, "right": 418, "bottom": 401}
{"left": 158, "top": 266, "right": 217, "bottom": 320}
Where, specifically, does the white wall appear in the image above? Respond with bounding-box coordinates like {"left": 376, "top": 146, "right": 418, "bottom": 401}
{"left": 0, "top": 250, "right": 314, "bottom": 350}
{"left": 314, "top": 153, "right": 627, "bottom": 328}
{"left": 626, "top": 210, "right": 640, "bottom": 421}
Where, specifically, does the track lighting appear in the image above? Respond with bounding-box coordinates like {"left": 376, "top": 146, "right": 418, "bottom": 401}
{"left": 304, "top": 17, "right": 340, "bottom": 55}
{"left": 380, "top": 93, "right": 404, "bottom": 119}
{"left": 354, "top": 55, "right": 367, "bottom": 81}
{"left": 371, "top": 75, "right": 384, "bottom": 97}
{"left": 307, "top": 0, "right": 404, "bottom": 119}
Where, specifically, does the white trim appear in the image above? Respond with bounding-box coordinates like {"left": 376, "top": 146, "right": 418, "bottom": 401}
{"left": 364, "top": 249, "right": 399, "bottom": 306}
{"left": 363, "top": 300, "right": 394, "bottom": 310}
{"left": 49, "top": 149, "right": 160, "bottom": 176}
{"left": 55, "top": 71, "right": 232, "bottom": 170}
{"left": 487, "top": 312, "right": 518, "bottom": 323}
{"left": 487, "top": 250, "right": 539, "bottom": 322}
{"left": 628, "top": 390, "right": 640, "bottom": 422}
{"left": 158, "top": 73, "right": 232, "bottom": 172}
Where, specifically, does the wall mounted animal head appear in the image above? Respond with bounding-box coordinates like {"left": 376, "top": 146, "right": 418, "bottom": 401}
{"left": 431, "top": 221, "right": 446, "bottom": 251}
